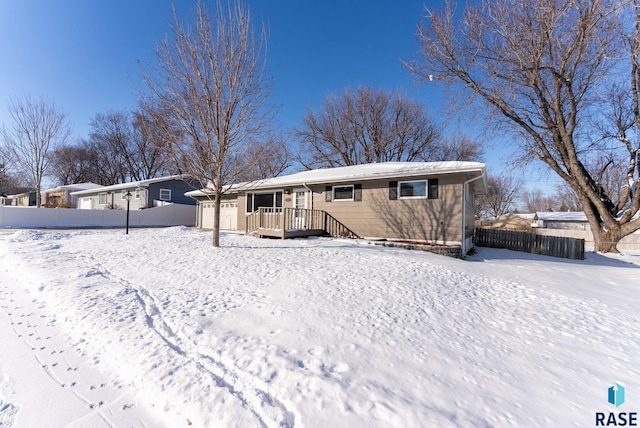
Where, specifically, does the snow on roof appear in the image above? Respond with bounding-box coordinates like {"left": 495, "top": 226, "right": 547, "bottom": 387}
{"left": 186, "top": 162, "right": 487, "bottom": 197}
{"left": 535, "top": 211, "right": 588, "bottom": 222}
{"left": 514, "top": 213, "right": 536, "bottom": 220}
{"left": 42, "top": 182, "right": 104, "bottom": 193}
{"left": 70, "top": 175, "right": 184, "bottom": 196}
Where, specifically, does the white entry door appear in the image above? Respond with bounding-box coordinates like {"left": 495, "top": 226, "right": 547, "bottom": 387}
{"left": 293, "top": 190, "right": 308, "bottom": 229}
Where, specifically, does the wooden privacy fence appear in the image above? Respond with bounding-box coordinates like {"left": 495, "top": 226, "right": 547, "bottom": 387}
{"left": 474, "top": 228, "right": 585, "bottom": 260}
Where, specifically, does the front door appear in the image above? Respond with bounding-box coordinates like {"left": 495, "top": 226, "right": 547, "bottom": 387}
{"left": 293, "top": 190, "right": 308, "bottom": 229}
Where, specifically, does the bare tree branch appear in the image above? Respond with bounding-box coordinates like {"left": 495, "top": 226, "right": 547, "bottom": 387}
{"left": 408, "top": 0, "right": 639, "bottom": 252}
{"left": 295, "top": 87, "right": 447, "bottom": 168}
{"left": 1, "top": 94, "right": 71, "bottom": 206}
{"left": 137, "top": 0, "right": 275, "bottom": 246}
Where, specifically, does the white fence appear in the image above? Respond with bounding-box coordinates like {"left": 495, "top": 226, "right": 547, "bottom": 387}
{"left": 0, "top": 204, "right": 196, "bottom": 229}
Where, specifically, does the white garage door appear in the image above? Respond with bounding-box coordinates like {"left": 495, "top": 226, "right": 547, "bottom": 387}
{"left": 202, "top": 201, "right": 238, "bottom": 230}
{"left": 79, "top": 198, "right": 92, "bottom": 209}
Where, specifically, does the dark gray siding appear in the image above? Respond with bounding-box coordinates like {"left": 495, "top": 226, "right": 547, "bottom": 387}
{"left": 148, "top": 180, "right": 197, "bottom": 205}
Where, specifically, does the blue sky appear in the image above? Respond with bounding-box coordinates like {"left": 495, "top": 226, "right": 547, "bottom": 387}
{"left": 0, "top": 0, "right": 561, "bottom": 192}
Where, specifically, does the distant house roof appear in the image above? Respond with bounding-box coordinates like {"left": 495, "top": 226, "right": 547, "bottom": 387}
{"left": 42, "top": 182, "right": 104, "bottom": 194}
{"left": 514, "top": 213, "right": 536, "bottom": 221}
{"left": 70, "top": 175, "right": 185, "bottom": 196}
{"left": 491, "top": 213, "right": 533, "bottom": 230}
{"left": 534, "top": 211, "right": 588, "bottom": 222}
{"left": 186, "top": 162, "right": 488, "bottom": 197}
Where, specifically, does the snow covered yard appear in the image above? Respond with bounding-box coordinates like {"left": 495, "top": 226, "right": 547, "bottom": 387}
{"left": 0, "top": 227, "right": 638, "bottom": 427}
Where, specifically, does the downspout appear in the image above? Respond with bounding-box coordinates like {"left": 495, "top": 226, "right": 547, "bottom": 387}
{"left": 462, "top": 174, "right": 485, "bottom": 256}
{"left": 186, "top": 193, "right": 201, "bottom": 228}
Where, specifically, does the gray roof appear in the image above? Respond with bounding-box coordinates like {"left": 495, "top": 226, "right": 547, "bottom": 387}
{"left": 71, "top": 175, "right": 184, "bottom": 196}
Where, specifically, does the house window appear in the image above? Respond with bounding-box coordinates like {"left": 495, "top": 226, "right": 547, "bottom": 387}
{"left": 159, "top": 189, "right": 171, "bottom": 201}
{"left": 399, "top": 181, "right": 427, "bottom": 198}
{"left": 135, "top": 189, "right": 141, "bottom": 200}
{"left": 245, "top": 191, "right": 283, "bottom": 213}
{"left": 99, "top": 193, "right": 108, "bottom": 204}
{"left": 121, "top": 190, "right": 130, "bottom": 200}
{"left": 333, "top": 185, "right": 354, "bottom": 201}
{"left": 398, "top": 179, "right": 439, "bottom": 200}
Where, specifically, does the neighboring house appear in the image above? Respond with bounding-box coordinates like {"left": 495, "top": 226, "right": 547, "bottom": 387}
{"left": 41, "top": 183, "right": 104, "bottom": 208}
{"left": 187, "top": 162, "right": 487, "bottom": 255}
{"left": 490, "top": 213, "right": 534, "bottom": 231}
{"left": 0, "top": 194, "right": 18, "bottom": 206}
{"left": 71, "top": 176, "right": 197, "bottom": 210}
{"left": 532, "top": 211, "right": 590, "bottom": 231}
{"left": 12, "top": 191, "right": 38, "bottom": 206}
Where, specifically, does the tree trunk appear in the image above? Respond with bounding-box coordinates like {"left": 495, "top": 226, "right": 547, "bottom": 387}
{"left": 211, "top": 195, "right": 221, "bottom": 247}
{"left": 592, "top": 225, "right": 622, "bottom": 253}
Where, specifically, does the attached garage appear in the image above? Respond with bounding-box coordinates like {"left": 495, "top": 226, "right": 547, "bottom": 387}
{"left": 201, "top": 200, "right": 238, "bottom": 230}
{"left": 79, "top": 198, "right": 93, "bottom": 210}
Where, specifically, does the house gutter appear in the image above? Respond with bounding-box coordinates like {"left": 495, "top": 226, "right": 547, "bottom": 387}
{"left": 462, "top": 173, "right": 485, "bottom": 256}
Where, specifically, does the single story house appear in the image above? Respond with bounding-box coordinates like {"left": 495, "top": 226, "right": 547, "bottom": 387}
{"left": 187, "top": 161, "right": 487, "bottom": 255}
{"left": 0, "top": 194, "right": 17, "bottom": 206}
{"left": 71, "top": 175, "right": 197, "bottom": 210}
{"left": 532, "top": 211, "right": 590, "bottom": 231}
{"left": 4, "top": 191, "right": 38, "bottom": 206}
{"left": 41, "top": 182, "right": 103, "bottom": 208}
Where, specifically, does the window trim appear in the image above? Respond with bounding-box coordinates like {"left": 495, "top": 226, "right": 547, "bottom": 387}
{"left": 398, "top": 180, "right": 428, "bottom": 199}
{"left": 99, "top": 192, "right": 108, "bottom": 205}
{"left": 332, "top": 185, "right": 354, "bottom": 202}
{"left": 159, "top": 188, "right": 171, "bottom": 201}
{"left": 397, "top": 179, "right": 439, "bottom": 200}
{"left": 135, "top": 189, "right": 141, "bottom": 200}
{"left": 245, "top": 190, "right": 284, "bottom": 213}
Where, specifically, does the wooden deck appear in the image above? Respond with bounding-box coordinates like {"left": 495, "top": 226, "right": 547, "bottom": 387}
{"left": 246, "top": 207, "right": 358, "bottom": 239}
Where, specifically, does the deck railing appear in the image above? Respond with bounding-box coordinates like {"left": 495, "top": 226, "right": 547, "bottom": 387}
{"left": 246, "top": 207, "right": 358, "bottom": 239}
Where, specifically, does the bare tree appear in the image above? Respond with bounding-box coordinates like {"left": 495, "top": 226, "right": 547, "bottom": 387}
{"left": 0, "top": 159, "right": 28, "bottom": 195}
{"left": 138, "top": 0, "right": 274, "bottom": 246}
{"left": 1, "top": 95, "right": 71, "bottom": 206}
{"left": 51, "top": 144, "right": 94, "bottom": 185}
{"left": 234, "top": 135, "right": 290, "bottom": 182}
{"left": 88, "top": 111, "right": 138, "bottom": 182}
{"left": 132, "top": 108, "right": 176, "bottom": 179}
{"left": 554, "top": 183, "right": 582, "bottom": 212}
{"left": 436, "top": 133, "right": 485, "bottom": 162}
{"left": 64, "top": 110, "right": 176, "bottom": 187}
{"left": 521, "top": 188, "right": 556, "bottom": 213}
{"left": 296, "top": 87, "right": 445, "bottom": 169}
{"left": 407, "top": 0, "right": 640, "bottom": 252}
{"left": 476, "top": 173, "right": 521, "bottom": 219}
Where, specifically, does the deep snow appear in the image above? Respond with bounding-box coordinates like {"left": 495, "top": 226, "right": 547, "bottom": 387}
{"left": 0, "top": 227, "right": 638, "bottom": 427}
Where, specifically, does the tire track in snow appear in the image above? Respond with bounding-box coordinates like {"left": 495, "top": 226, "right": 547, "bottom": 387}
{"left": 81, "top": 250, "right": 297, "bottom": 428}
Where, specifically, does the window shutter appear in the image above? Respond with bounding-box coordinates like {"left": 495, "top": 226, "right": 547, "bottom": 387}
{"left": 389, "top": 181, "right": 398, "bottom": 200}
{"left": 354, "top": 184, "right": 362, "bottom": 201}
{"left": 246, "top": 193, "right": 253, "bottom": 212}
{"left": 428, "top": 179, "right": 439, "bottom": 199}
{"left": 325, "top": 186, "right": 332, "bottom": 202}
